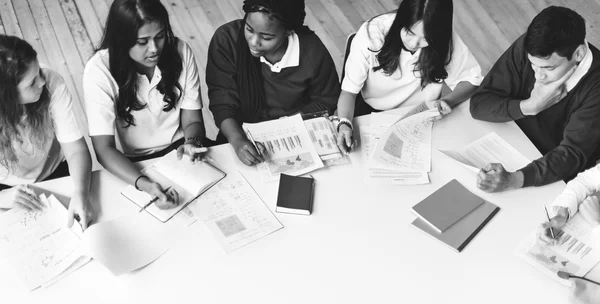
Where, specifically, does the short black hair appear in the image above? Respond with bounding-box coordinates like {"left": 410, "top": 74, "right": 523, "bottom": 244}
{"left": 525, "top": 6, "right": 585, "bottom": 60}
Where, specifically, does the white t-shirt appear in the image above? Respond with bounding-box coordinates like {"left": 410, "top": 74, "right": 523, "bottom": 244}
{"left": 83, "top": 40, "right": 203, "bottom": 156}
{"left": 342, "top": 13, "right": 483, "bottom": 110}
{"left": 0, "top": 68, "right": 83, "bottom": 185}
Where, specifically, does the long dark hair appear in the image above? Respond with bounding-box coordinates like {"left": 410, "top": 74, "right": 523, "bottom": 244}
{"left": 98, "top": 0, "right": 182, "bottom": 127}
{"left": 237, "top": 0, "right": 311, "bottom": 122}
{"left": 0, "top": 35, "right": 52, "bottom": 172}
{"left": 371, "top": 0, "right": 453, "bottom": 87}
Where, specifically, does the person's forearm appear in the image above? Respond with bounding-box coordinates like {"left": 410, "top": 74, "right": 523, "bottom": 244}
{"left": 96, "top": 146, "right": 147, "bottom": 186}
{"left": 65, "top": 144, "right": 92, "bottom": 198}
{"left": 181, "top": 109, "right": 206, "bottom": 143}
{"left": 220, "top": 118, "right": 246, "bottom": 143}
{"left": 337, "top": 90, "right": 357, "bottom": 120}
{"left": 441, "top": 82, "right": 478, "bottom": 108}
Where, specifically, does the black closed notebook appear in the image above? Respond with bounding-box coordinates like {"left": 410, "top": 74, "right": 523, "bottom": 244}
{"left": 276, "top": 174, "right": 315, "bottom": 215}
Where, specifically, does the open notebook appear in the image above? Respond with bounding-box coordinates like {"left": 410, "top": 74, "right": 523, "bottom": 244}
{"left": 122, "top": 150, "right": 226, "bottom": 222}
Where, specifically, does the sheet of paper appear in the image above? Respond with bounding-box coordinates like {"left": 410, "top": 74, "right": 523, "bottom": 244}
{"left": 188, "top": 172, "right": 283, "bottom": 253}
{"left": 360, "top": 126, "right": 429, "bottom": 185}
{"left": 82, "top": 212, "right": 178, "bottom": 276}
{"left": 243, "top": 114, "right": 324, "bottom": 181}
{"left": 0, "top": 195, "right": 89, "bottom": 290}
{"left": 515, "top": 214, "right": 600, "bottom": 286}
{"left": 439, "top": 132, "right": 530, "bottom": 172}
{"left": 371, "top": 109, "right": 439, "bottom": 172}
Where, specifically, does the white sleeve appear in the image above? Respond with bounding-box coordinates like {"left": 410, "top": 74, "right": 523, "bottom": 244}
{"left": 82, "top": 53, "right": 119, "bottom": 136}
{"left": 340, "top": 21, "right": 377, "bottom": 94}
{"left": 443, "top": 32, "right": 483, "bottom": 90}
{"left": 178, "top": 41, "right": 203, "bottom": 110}
{"left": 551, "top": 164, "right": 600, "bottom": 219}
{"left": 45, "top": 69, "right": 83, "bottom": 143}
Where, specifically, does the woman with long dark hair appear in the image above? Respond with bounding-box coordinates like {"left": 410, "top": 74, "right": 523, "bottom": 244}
{"left": 0, "top": 35, "right": 94, "bottom": 229}
{"left": 83, "top": 0, "right": 208, "bottom": 209}
{"left": 206, "top": 0, "right": 340, "bottom": 166}
{"left": 336, "top": 0, "right": 482, "bottom": 153}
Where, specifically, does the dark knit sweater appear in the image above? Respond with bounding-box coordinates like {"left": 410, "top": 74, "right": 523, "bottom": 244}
{"left": 206, "top": 19, "right": 340, "bottom": 127}
{"left": 470, "top": 34, "right": 600, "bottom": 187}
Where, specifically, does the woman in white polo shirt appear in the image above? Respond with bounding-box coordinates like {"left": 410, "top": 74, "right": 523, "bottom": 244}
{"left": 336, "top": 0, "right": 483, "bottom": 153}
{"left": 0, "top": 35, "right": 94, "bottom": 229}
{"left": 83, "top": 0, "right": 208, "bottom": 209}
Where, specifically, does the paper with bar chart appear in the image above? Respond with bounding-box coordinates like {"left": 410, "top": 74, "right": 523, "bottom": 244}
{"left": 242, "top": 114, "right": 323, "bottom": 181}
{"left": 515, "top": 213, "right": 600, "bottom": 286}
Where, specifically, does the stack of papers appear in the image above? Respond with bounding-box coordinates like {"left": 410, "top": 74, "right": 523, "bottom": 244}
{"left": 361, "top": 109, "right": 439, "bottom": 185}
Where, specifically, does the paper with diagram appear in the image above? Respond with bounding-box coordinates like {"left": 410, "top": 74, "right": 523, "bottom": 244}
{"left": 187, "top": 172, "right": 283, "bottom": 253}
{"left": 439, "top": 132, "right": 530, "bottom": 173}
{"left": 515, "top": 213, "right": 600, "bottom": 286}
{"left": 361, "top": 126, "right": 429, "bottom": 185}
{"left": 371, "top": 109, "right": 439, "bottom": 172}
{"left": 303, "top": 116, "right": 349, "bottom": 166}
{"left": 242, "top": 114, "right": 323, "bottom": 181}
{"left": 0, "top": 195, "right": 89, "bottom": 290}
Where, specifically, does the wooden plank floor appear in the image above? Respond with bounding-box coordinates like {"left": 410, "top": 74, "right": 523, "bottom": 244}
{"left": 1, "top": 0, "right": 599, "bottom": 143}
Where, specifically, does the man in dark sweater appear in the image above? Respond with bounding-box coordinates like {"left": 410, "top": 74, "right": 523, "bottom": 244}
{"left": 470, "top": 6, "right": 600, "bottom": 193}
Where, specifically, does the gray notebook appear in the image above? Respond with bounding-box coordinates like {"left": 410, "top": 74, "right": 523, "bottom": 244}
{"left": 412, "top": 200, "right": 499, "bottom": 252}
{"left": 411, "top": 179, "right": 484, "bottom": 233}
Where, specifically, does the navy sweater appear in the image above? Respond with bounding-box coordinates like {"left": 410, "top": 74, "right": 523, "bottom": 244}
{"left": 206, "top": 20, "right": 340, "bottom": 127}
{"left": 470, "top": 35, "right": 600, "bottom": 187}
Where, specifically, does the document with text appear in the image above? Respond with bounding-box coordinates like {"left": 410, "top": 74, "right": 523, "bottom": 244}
{"left": 0, "top": 195, "right": 89, "bottom": 290}
{"left": 188, "top": 172, "right": 283, "bottom": 253}
{"left": 371, "top": 109, "right": 439, "bottom": 172}
{"left": 242, "top": 114, "right": 324, "bottom": 182}
{"left": 439, "top": 132, "right": 530, "bottom": 173}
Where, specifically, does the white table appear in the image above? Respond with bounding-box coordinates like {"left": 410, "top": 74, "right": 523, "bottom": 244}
{"left": 2, "top": 101, "right": 594, "bottom": 304}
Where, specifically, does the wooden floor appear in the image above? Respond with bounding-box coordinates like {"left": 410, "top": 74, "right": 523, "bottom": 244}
{"left": 1, "top": 0, "right": 599, "bottom": 140}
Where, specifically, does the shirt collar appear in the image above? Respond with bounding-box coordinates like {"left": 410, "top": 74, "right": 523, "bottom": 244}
{"left": 566, "top": 41, "right": 593, "bottom": 92}
{"left": 259, "top": 32, "right": 300, "bottom": 73}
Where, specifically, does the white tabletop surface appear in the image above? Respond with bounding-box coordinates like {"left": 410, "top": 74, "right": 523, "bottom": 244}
{"left": 2, "top": 101, "right": 597, "bottom": 304}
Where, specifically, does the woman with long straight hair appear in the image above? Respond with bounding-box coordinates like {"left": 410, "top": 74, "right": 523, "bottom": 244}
{"left": 83, "top": 0, "right": 208, "bottom": 209}
{"left": 0, "top": 35, "right": 94, "bottom": 229}
{"left": 206, "top": 0, "right": 340, "bottom": 166}
{"left": 336, "top": 0, "right": 483, "bottom": 153}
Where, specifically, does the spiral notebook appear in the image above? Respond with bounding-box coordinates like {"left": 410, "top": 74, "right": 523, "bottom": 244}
{"left": 121, "top": 150, "right": 226, "bottom": 222}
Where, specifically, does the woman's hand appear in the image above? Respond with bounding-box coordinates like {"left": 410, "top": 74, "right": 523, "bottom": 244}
{"left": 579, "top": 195, "right": 600, "bottom": 228}
{"left": 403, "top": 100, "right": 452, "bottom": 121}
{"left": 138, "top": 177, "right": 179, "bottom": 210}
{"left": 177, "top": 139, "right": 211, "bottom": 164}
{"left": 336, "top": 124, "right": 356, "bottom": 155}
{"left": 537, "top": 207, "right": 569, "bottom": 245}
{"left": 231, "top": 137, "right": 265, "bottom": 166}
{"left": 0, "top": 185, "right": 45, "bottom": 211}
{"left": 67, "top": 193, "right": 94, "bottom": 230}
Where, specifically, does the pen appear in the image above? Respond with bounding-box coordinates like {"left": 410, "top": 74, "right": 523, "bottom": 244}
{"left": 245, "top": 129, "right": 262, "bottom": 156}
{"left": 544, "top": 205, "right": 556, "bottom": 239}
{"left": 139, "top": 186, "right": 172, "bottom": 212}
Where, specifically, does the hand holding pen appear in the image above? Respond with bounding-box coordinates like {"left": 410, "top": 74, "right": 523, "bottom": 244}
{"left": 139, "top": 183, "right": 179, "bottom": 211}
{"left": 537, "top": 206, "right": 569, "bottom": 245}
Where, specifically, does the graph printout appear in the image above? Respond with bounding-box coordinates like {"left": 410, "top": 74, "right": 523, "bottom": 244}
{"left": 242, "top": 114, "right": 324, "bottom": 181}
{"left": 515, "top": 213, "right": 600, "bottom": 286}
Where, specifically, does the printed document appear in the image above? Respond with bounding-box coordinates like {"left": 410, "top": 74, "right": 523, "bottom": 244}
{"left": 242, "top": 114, "right": 323, "bottom": 181}
{"left": 303, "top": 117, "right": 349, "bottom": 166}
{"left": 371, "top": 109, "right": 439, "bottom": 172}
{"left": 188, "top": 172, "right": 283, "bottom": 253}
{"left": 439, "top": 132, "right": 530, "bottom": 172}
{"left": 0, "top": 195, "right": 89, "bottom": 290}
{"left": 515, "top": 213, "right": 600, "bottom": 286}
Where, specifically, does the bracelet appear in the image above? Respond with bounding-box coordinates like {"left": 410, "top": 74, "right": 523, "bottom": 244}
{"left": 336, "top": 118, "right": 353, "bottom": 133}
{"left": 134, "top": 175, "right": 149, "bottom": 191}
{"left": 185, "top": 137, "right": 204, "bottom": 147}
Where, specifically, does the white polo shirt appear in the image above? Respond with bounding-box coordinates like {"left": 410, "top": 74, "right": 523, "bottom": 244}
{"left": 259, "top": 32, "right": 300, "bottom": 72}
{"left": 0, "top": 68, "right": 82, "bottom": 185}
{"left": 342, "top": 13, "right": 483, "bottom": 110}
{"left": 83, "top": 40, "right": 203, "bottom": 156}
